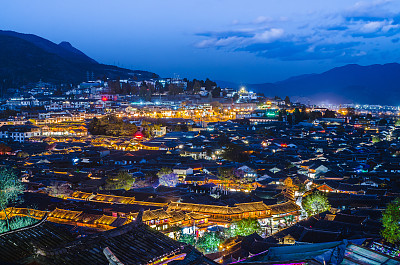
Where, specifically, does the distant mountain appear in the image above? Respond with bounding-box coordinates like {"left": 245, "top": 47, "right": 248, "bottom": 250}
{"left": 217, "top": 63, "right": 400, "bottom": 105}
{"left": 0, "top": 30, "right": 158, "bottom": 85}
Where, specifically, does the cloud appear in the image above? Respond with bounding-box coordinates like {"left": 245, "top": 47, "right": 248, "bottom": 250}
{"left": 253, "top": 16, "right": 272, "bottom": 24}
{"left": 195, "top": 28, "right": 284, "bottom": 48}
{"left": 351, "top": 19, "right": 400, "bottom": 37}
{"left": 195, "top": 36, "right": 243, "bottom": 48}
{"left": 196, "top": 29, "right": 256, "bottom": 39}
{"left": 343, "top": 0, "right": 395, "bottom": 21}
{"left": 252, "top": 28, "right": 284, "bottom": 43}
{"left": 240, "top": 40, "right": 362, "bottom": 61}
{"left": 194, "top": 0, "right": 400, "bottom": 62}
{"left": 334, "top": 0, "right": 400, "bottom": 37}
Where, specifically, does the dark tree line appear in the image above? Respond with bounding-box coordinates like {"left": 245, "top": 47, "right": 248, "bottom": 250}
{"left": 278, "top": 107, "right": 342, "bottom": 125}
{"left": 185, "top": 78, "right": 217, "bottom": 91}
{"left": 106, "top": 77, "right": 223, "bottom": 98}
{"left": 216, "top": 134, "right": 249, "bottom": 162}
{"left": 88, "top": 115, "right": 137, "bottom": 137}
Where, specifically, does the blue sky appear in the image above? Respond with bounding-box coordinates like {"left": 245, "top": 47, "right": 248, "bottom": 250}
{"left": 2, "top": 0, "right": 400, "bottom": 83}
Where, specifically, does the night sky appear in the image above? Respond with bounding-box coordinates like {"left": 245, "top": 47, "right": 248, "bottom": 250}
{"left": 2, "top": 0, "right": 400, "bottom": 83}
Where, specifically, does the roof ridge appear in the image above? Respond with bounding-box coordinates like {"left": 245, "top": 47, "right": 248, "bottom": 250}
{"left": 0, "top": 213, "right": 48, "bottom": 237}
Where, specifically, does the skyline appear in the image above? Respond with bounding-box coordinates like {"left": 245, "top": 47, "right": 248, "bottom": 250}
{"left": 2, "top": 1, "right": 400, "bottom": 261}
{"left": 3, "top": 0, "right": 400, "bottom": 83}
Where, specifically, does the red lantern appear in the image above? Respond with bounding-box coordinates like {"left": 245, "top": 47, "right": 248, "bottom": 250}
{"left": 134, "top": 131, "right": 144, "bottom": 139}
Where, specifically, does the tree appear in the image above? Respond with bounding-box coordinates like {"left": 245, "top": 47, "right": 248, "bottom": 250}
{"left": 155, "top": 81, "right": 164, "bottom": 93}
{"left": 88, "top": 117, "right": 101, "bottom": 134}
{"left": 168, "top": 225, "right": 182, "bottom": 240}
{"left": 379, "top": 118, "right": 388, "bottom": 126}
{"left": 16, "top": 151, "right": 29, "bottom": 158}
{"left": 158, "top": 173, "right": 178, "bottom": 187}
{"left": 196, "top": 231, "right": 223, "bottom": 253}
{"left": 204, "top": 78, "right": 216, "bottom": 91}
{"left": 88, "top": 115, "right": 137, "bottom": 137}
{"left": 168, "top": 83, "right": 183, "bottom": 95}
{"left": 223, "top": 143, "right": 249, "bottom": 162}
{"left": 173, "top": 124, "right": 188, "bottom": 132}
{"left": 193, "top": 81, "right": 202, "bottom": 94}
{"left": 278, "top": 110, "right": 284, "bottom": 121}
{"left": 104, "top": 171, "right": 134, "bottom": 190}
{"left": 287, "top": 114, "right": 293, "bottom": 125}
{"left": 218, "top": 167, "right": 236, "bottom": 181}
{"left": 293, "top": 108, "right": 302, "bottom": 123}
{"left": 324, "top": 110, "right": 336, "bottom": 118}
{"left": 309, "top": 111, "right": 322, "bottom": 121}
{"left": 395, "top": 119, "right": 400, "bottom": 127}
{"left": 0, "top": 167, "right": 24, "bottom": 230}
{"left": 211, "top": 87, "right": 221, "bottom": 98}
{"left": 139, "top": 82, "right": 150, "bottom": 98}
{"left": 157, "top": 168, "right": 172, "bottom": 177}
{"left": 372, "top": 136, "right": 381, "bottom": 143}
{"left": 121, "top": 82, "right": 133, "bottom": 95}
{"left": 179, "top": 233, "right": 196, "bottom": 245}
{"left": 297, "top": 183, "right": 308, "bottom": 194}
{"left": 346, "top": 107, "right": 356, "bottom": 118}
{"left": 302, "top": 191, "right": 331, "bottom": 216}
{"left": 228, "top": 218, "right": 261, "bottom": 237}
{"left": 283, "top": 215, "right": 295, "bottom": 227}
{"left": 142, "top": 123, "right": 162, "bottom": 138}
{"left": 284, "top": 96, "right": 290, "bottom": 105}
{"left": 108, "top": 79, "right": 121, "bottom": 94}
{"left": 381, "top": 198, "right": 400, "bottom": 244}
{"left": 0, "top": 216, "right": 37, "bottom": 234}
{"left": 48, "top": 182, "right": 72, "bottom": 197}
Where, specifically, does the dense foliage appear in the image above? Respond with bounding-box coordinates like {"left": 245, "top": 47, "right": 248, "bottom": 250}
{"left": 158, "top": 173, "right": 178, "bottom": 187}
{"left": 381, "top": 198, "right": 400, "bottom": 244}
{"left": 227, "top": 218, "right": 262, "bottom": 237}
{"left": 157, "top": 168, "right": 172, "bottom": 177}
{"left": 0, "top": 167, "right": 24, "bottom": 230}
{"left": 0, "top": 216, "right": 37, "bottom": 233}
{"left": 196, "top": 231, "right": 223, "bottom": 253}
{"left": 178, "top": 233, "right": 196, "bottom": 245}
{"left": 88, "top": 115, "right": 137, "bottom": 137}
{"left": 185, "top": 78, "right": 217, "bottom": 91}
{"left": 104, "top": 171, "right": 134, "bottom": 190}
{"left": 302, "top": 191, "right": 331, "bottom": 216}
{"left": 0, "top": 167, "right": 24, "bottom": 210}
{"left": 222, "top": 143, "right": 249, "bottom": 162}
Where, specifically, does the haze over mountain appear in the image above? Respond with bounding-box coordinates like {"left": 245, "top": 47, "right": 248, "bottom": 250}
{"left": 218, "top": 63, "right": 400, "bottom": 106}
{"left": 0, "top": 30, "right": 158, "bottom": 86}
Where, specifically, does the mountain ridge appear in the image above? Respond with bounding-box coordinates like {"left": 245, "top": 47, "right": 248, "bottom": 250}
{"left": 217, "top": 63, "right": 400, "bottom": 105}
{"left": 0, "top": 30, "right": 158, "bottom": 86}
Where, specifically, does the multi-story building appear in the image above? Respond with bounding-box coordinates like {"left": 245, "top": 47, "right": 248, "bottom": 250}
{"left": 0, "top": 125, "right": 41, "bottom": 142}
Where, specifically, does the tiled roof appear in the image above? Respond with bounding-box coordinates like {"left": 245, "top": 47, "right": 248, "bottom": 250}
{"left": 168, "top": 201, "right": 272, "bottom": 216}
{"left": 269, "top": 201, "right": 301, "bottom": 215}
{"left": 0, "top": 215, "right": 203, "bottom": 264}
{"left": 41, "top": 221, "right": 185, "bottom": 264}
{"left": 0, "top": 217, "right": 75, "bottom": 264}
